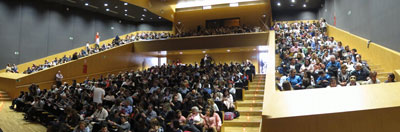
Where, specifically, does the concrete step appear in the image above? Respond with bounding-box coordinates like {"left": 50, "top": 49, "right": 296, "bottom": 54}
{"left": 245, "top": 90, "right": 264, "bottom": 94}
{"left": 244, "top": 95, "right": 264, "bottom": 100}
{"left": 248, "top": 86, "right": 264, "bottom": 90}
{"left": 238, "top": 111, "right": 262, "bottom": 116}
{"left": 223, "top": 116, "right": 261, "bottom": 127}
{"left": 237, "top": 106, "right": 262, "bottom": 111}
{"left": 0, "top": 98, "right": 11, "bottom": 101}
{"left": 222, "top": 126, "right": 260, "bottom": 132}
{"left": 237, "top": 102, "right": 263, "bottom": 107}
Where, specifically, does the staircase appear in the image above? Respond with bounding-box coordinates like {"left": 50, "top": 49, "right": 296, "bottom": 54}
{"left": 0, "top": 91, "right": 11, "bottom": 101}
{"left": 364, "top": 61, "right": 389, "bottom": 82}
{"left": 222, "top": 74, "right": 265, "bottom": 132}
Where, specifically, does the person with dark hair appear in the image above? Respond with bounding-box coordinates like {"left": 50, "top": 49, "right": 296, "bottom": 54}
{"left": 281, "top": 81, "right": 293, "bottom": 91}
{"left": 202, "top": 108, "right": 221, "bottom": 132}
{"left": 286, "top": 69, "right": 302, "bottom": 90}
{"left": 327, "top": 77, "right": 340, "bottom": 88}
{"left": 385, "top": 73, "right": 396, "bottom": 83}
{"left": 316, "top": 70, "right": 330, "bottom": 88}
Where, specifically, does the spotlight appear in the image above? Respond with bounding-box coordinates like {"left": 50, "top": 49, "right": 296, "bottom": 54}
{"left": 106, "top": 8, "right": 109, "bottom": 11}
{"left": 104, "top": 3, "right": 108, "bottom": 7}
{"left": 303, "top": 4, "right": 307, "bottom": 7}
{"left": 142, "top": 14, "right": 146, "bottom": 17}
{"left": 124, "top": 3, "right": 128, "bottom": 5}
{"left": 125, "top": 9, "right": 128, "bottom": 12}
{"left": 277, "top": 2, "right": 281, "bottom": 6}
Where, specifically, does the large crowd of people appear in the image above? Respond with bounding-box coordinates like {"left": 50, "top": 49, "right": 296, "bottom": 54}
{"left": 9, "top": 61, "right": 256, "bottom": 132}
{"left": 4, "top": 25, "right": 262, "bottom": 75}
{"left": 275, "top": 19, "right": 396, "bottom": 91}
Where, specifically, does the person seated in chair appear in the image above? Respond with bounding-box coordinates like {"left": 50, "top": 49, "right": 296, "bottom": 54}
{"left": 350, "top": 63, "right": 370, "bottom": 81}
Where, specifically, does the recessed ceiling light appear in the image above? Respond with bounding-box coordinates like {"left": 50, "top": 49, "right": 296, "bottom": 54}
{"left": 227, "top": 49, "right": 231, "bottom": 52}
{"left": 125, "top": 9, "right": 128, "bottom": 12}
{"left": 291, "top": 0, "right": 295, "bottom": 3}
{"left": 158, "top": 16, "right": 162, "bottom": 19}
{"left": 179, "top": 52, "right": 183, "bottom": 54}
{"left": 84, "top": 3, "right": 89, "bottom": 6}
{"left": 140, "top": 18, "right": 144, "bottom": 21}
{"left": 106, "top": 8, "right": 109, "bottom": 11}
{"left": 104, "top": 3, "right": 108, "bottom": 7}
{"left": 142, "top": 14, "right": 146, "bottom": 17}
{"left": 124, "top": 3, "right": 128, "bottom": 6}
{"left": 144, "top": 9, "right": 147, "bottom": 12}
{"left": 124, "top": 14, "right": 127, "bottom": 16}
{"left": 277, "top": 2, "right": 281, "bottom": 6}
{"left": 303, "top": 4, "right": 307, "bottom": 7}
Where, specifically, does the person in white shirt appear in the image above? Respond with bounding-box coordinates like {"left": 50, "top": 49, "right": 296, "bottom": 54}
{"left": 347, "top": 76, "right": 360, "bottom": 86}
{"left": 87, "top": 104, "right": 108, "bottom": 121}
{"left": 55, "top": 71, "right": 63, "bottom": 87}
{"left": 365, "top": 71, "right": 380, "bottom": 84}
{"left": 93, "top": 83, "right": 105, "bottom": 104}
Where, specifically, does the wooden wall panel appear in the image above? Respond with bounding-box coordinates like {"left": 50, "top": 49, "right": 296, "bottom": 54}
{"left": 167, "top": 51, "right": 259, "bottom": 73}
{"left": 174, "top": 3, "right": 271, "bottom": 31}
{"left": 133, "top": 32, "right": 269, "bottom": 52}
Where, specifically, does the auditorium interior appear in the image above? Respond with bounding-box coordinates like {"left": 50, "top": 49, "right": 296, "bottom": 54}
{"left": 1, "top": 0, "right": 400, "bottom": 132}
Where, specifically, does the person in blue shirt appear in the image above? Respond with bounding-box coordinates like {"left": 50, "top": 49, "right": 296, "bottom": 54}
{"left": 316, "top": 70, "right": 331, "bottom": 88}
{"left": 326, "top": 56, "right": 341, "bottom": 77}
{"left": 286, "top": 69, "right": 302, "bottom": 90}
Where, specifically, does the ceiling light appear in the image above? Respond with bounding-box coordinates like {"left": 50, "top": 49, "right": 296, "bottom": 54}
{"left": 125, "top": 9, "right": 128, "bottom": 12}
{"left": 291, "top": 0, "right": 295, "bottom": 3}
{"left": 277, "top": 2, "right": 281, "bottom": 6}
{"left": 303, "top": 4, "right": 307, "bottom": 7}
{"left": 203, "top": 5, "right": 212, "bottom": 10}
{"left": 124, "top": 3, "right": 128, "bottom": 6}
{"left": 140, "top": 18, "right": 144, "bottom": 21}
{"left": 158, "top": 16, "right": 162, "bottom": 19}
{"left": 124, "top": 14, "right": 127, "bottom": 16}
{"left": 229, "top": 2, "right": 239, "bottom": 7}
{"left": 84, "top": 3, "right": 89, "bottom": 6}
{"left": 179, "top": 52, "right": 183, "bottom": 54}
{"left": 142, "top": 14, "right": 146, "bottom": 17}
{"left": 144, "top": 9, "right": 147, "bottom": 12}
{"left": 227, "top": 49, "right": 231, "bottom": 52}
{"left": 106, "top": 8, "right": 109, "bottom": 11}
{"left": 104, "top": 3, "right": 108, "bottom": 7}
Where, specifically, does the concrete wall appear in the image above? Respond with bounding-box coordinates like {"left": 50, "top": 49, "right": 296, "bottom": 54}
{"left": 273, "top": 9, "right": 318, "bottom": 21}
{"left": 0, "top": 0, "right": 172, "bottom": 67}
{"left": 318, "top": 0, "right": 400, "bottom": 52}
